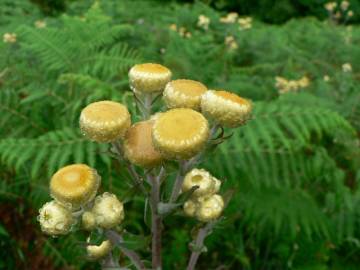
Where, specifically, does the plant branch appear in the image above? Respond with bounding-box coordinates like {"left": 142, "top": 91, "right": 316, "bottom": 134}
{"left": 105, "top": 230, "right": 146, "bottom": 270}
{"left": 186, "top": 222, "right": 215, "bottom": 270}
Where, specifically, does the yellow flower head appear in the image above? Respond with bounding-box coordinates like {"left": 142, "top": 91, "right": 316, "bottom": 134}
{"left": 82, "top": 211, "right": 96, "bottom": 231}
{"left": 50, "top": 164, "right": 100, "bottom": 210}
{"left": 80, "top": 100, "right": 131, "bottom": 143}
{"left": 196, "top": 194, "right": 224, "bottom": 222}
{"left": 87, "top": 240, "right": 112, "bottom": 260}
{"left": 38, "top": 200, "right": 74, "bottom": 235}
{"left": 220, "top": 12, "right": 239, "bottom": 24}
{"left": 182, "top": 168, "right": 221, "bottom": 197}
{"left": 124, "top": 120, "right": 163, "bottom": 167}
{"left": 152, "top": 108, "right": 209, "bottom": 160}
{"left": 129, "top": 63, "right": 172, "bottom": 93}
{"left": 35, "top": 20, "right": 47, "bottom": 28}
{"left": 163, "top": 79, "right": 207, "bottom": 110}
{"left": 325, "top": 2, "right": 337, "bottom": 12}
{"left": 92, "top": 192, "right": 125, "bottom": 229}
{"left": 201, "top": 90, "right": 252, "bottom": 128}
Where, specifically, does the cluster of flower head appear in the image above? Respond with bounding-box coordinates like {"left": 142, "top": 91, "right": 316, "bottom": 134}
{"left": 324, "top": 1, "right": 353, "bottom": 22}
{"left": 197, "top": 14, "right": 211, "bottom": 30}
{"left": 169, "top": 24, "right": 192, "bottom": 39}
{"left": 219, "top": 12, "right": 252, "bottom": 30}
{"left": 182, "top": 169, "right": 224, "bottom": 222}
{"left": 342, "top": 62, "right": 352, "bottom": 73}
{"left": 38, "top": 164, "right": 124, "bottom": 260}
{"left": 39, "top": 62, "right": 252, "bottom": 261}
{"left": 275, "top": 76, "right": 310, "bottom": 95}
{"left": 224, "top": 35, "right": 238, "bottom": 50}
{"left": 3, "top": 33, "right": 17, "bottom": 44}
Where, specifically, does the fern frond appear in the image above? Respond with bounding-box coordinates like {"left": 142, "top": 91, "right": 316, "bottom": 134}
{"left": 0, "top": 128, "right": 111, "bottom": 177}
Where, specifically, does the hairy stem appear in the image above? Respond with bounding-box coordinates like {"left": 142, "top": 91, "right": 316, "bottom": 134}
{"left": 142, "top": 93, "right": 153, "bottom": 120}
{"left": 149, "top": 173, "right": 162, "bottom": 269}
{"left": 169, "top": 160, "right": 187, "bottom": 203}
{"left": 186, "top": 222, "right": 214, "bottom": 270}
{"left": 112, "top": 141, "right": 147, "bottom": 195}
{"left": 105, "top": 230, "right": 146, "bottom": 270}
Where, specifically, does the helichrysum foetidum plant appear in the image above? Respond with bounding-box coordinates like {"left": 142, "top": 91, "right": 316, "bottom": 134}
{"left": 38, "top": 62, "right": 252, "bottom": 269}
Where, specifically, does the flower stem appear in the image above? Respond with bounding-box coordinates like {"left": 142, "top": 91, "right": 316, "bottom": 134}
{"left": 186, "top": 222, "right": 214, "bottom": 270}
{"left": 105, "top": 230, "right": 146, "bottom": 270}
{"left": 149, "top": 173, "right": 162, "bottom": 269}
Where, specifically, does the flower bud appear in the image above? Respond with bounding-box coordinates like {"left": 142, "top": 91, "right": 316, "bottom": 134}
{"left": 80, "top": 100, "right": 131, "bottom": 142}
{"left": 82, "top": 211, "right": 96, "bottom": 231}
{"left": 38, "top": 200, "right": 74, "bottom": 235}
{"left": 182, "top": 168, "right": 220, "bottom": 197}
{"left": 124, "top": 120, "right": 163, "bottom": 167}
{"left": 92, "top": 192, "right": 124, "bottom": 229}
{"left": 183, "top": 199, "right": 197, "bottom": 217}
{"left": 129, "top": 63, "right": 172, "bottom": 93}
{"left": 163, "top": 79, "right": 207, "bottom": 110}
{"left": 201, "top": 90, "right": 252, "bottom": 128}
{"left": 196, "top": 194, "right": 224, "bottom": 222}
{"left": 152, "top": 108, "right": 209, "bottom": 160}
{"left": 50, "top": 164, "right": 100, "bottom": 210}
{"left": 87, "top": 240, "right": 112, "bottom": 260}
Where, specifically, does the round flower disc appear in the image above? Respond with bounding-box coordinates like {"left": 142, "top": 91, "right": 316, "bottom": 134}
{"left": 163, "top": 79, "right": 207, "bottom": 110}
{"left": 124, "top": 121, "right": 163, "bottom": 167}
{"left": 152, "top": 108, "right": 209, "bottom": 160}
{"left": 201, "top": 90, "right": 252, "bottom": 127}
{"left": 80, "top": 100, "right": 131, "bottom": 142}
{"left": 50, "top": 164, "right": 100, "bottom": 210}
{"left": 129, "top": 63, "right": 171, "bottom": 93}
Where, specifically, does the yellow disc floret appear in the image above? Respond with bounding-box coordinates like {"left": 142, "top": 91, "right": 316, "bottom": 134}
{"left": 80, "top": 100, "right": 131, "bottom": 142}
{"left": 201, "top": 90, "right": 252, "bottom": 127}
{"left": 163, "top": 79, "right": 207, "bottom": 110}
{"left": 124, "top": 120, "right": 163, "bottom": 167}
{"left": 182, "top": 168, "right": 220, "bottom": 197}
{"left": 92, "top": 192, "right": 125, "bottom": 229}
{"left": 50, "top": 164, "right": 100, "bottom": 210}
{"left": 87, "top": 240, "right": 112, "bottom": 260}
{"left": 152, "top": 108, "right": 209, "bottom": 160}
{"left": 38, "top": 200, "right": 74, "bottom": 235}
{"left": 129, "top": 63, "right": 172, "bottom": 93}
{"left": 196, "top": 194, "right": 224, "bottom": 222}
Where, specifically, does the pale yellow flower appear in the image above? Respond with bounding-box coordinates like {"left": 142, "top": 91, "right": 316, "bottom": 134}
{"left": 3, "top": 33, "right": 17, "bottom": 43}
{"left": 35, "top": 20, "right": 47, "bottom": 28}
{"left": 124, "top": 120, "right": 164, "bottom": 168}
{"left": 225, "top": 35, "right": 238, "bottom": 50}
{"left": 342, "top": 63, "right": 352, "bottom": 72}
{"left": 341, "top": 0, "right": 350, "bottom": 11}
{"left": 347, "top": 10, "right": 354, "bottom": 17}
{"left": 169, "top": 24, "right": 177, "bottom": 31}
{"left": 50, "top": 164, "right": 101, "bottom": 210}
{"left": 80, "top": 101, "right": 131, "bottom": 142}
{"left": 38, "top": 201, "right": 74, "bottom": 235}
{"left": 87, "top": 240, "right": 112, "bottom": 260}
{"left": 182, "top": 168, "right": 221, "bottom": 197}
{"left": 238, "top": 17, "right": 252, "bottom": 30}
{"left": 196, "top": 194, "right": 224, "bottom": 222}
{"left": 92, "top": 192, "right": 125, "bottom": 229}
{"left": 323, "top": 75, "right": 330, "bottom": 82}
{"left": 201, "top": 90, "right": 252, "bottom": 128}
{"left": 152, "top": 108, "right": 209, "bottom": 160}
{"left": 129, "top": 63, "right": 172, "bottom": 93}
{"left": 325, "top": 2, "right": 337, "bottom": 12}
{"left": 197, "top": 14, "right": 210, "bottom": 30}
{"left": 220, "top": 12, "right": 238, "bottom": 24}
{"left": 163, "top": 79, "right": 207, "bottom": 110}
{"left": 183, "top": 199, "right": 197, "bottom": 217}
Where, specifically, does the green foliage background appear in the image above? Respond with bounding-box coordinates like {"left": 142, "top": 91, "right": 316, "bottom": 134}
{"left": 0, "top": 0, "right": 360, "bottom": 269}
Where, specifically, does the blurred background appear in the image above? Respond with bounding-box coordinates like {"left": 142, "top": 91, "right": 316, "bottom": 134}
{"left": 0, "top": 0, "right": 360, "bottom": 269}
